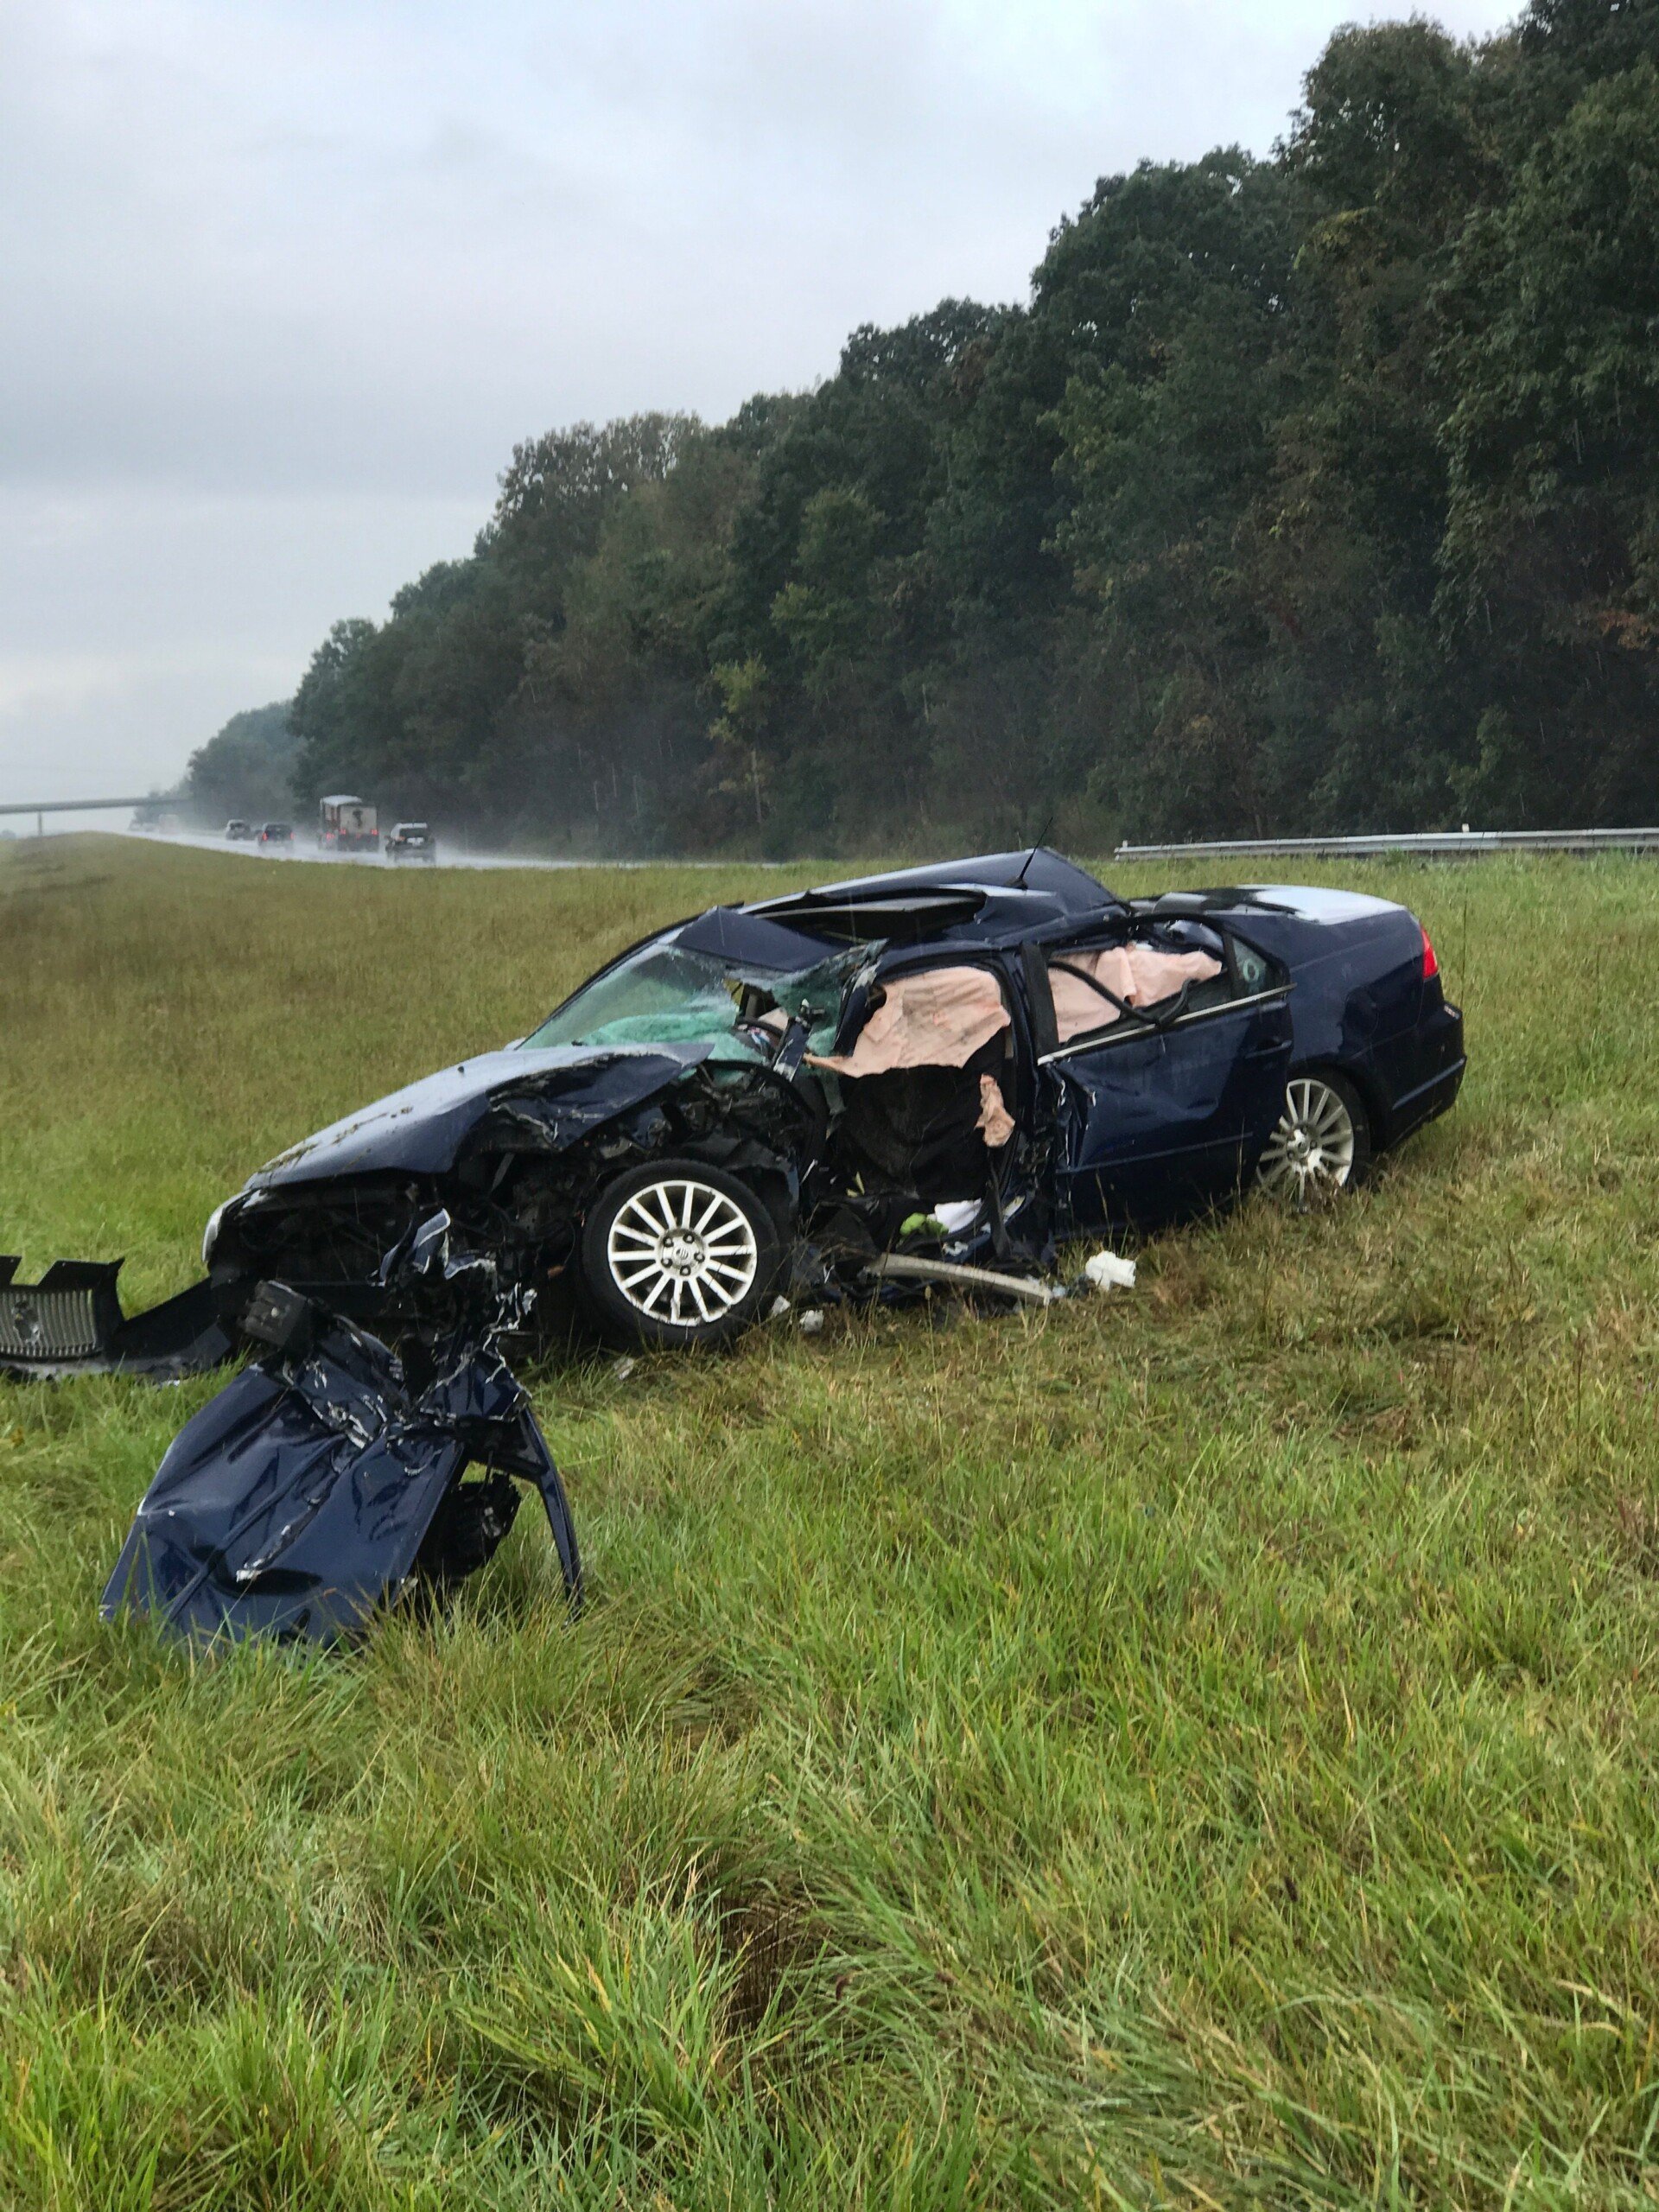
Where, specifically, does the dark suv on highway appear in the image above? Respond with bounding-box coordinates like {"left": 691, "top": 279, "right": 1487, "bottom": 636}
{"left": 386, "top": 823, "right": 436, "bottom": 864}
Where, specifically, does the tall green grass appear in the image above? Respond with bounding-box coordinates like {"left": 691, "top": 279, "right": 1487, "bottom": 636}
{"left": 3, "top": 835, "right": 1658, "bottom": 2207}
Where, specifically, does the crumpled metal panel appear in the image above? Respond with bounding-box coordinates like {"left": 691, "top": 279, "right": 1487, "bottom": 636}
{"left": 250, "top": 1044, "right": 705, "bottom": 1185}
{"left": 101, "top": 1213, "right": 581, "bottom": 1645}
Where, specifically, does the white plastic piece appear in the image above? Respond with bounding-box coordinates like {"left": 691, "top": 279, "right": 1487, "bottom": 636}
{"left": 868, "top": 1254, "right": 1063, "bottom": 1305}
{"left": 1084, "top": 1250, "right": 1137, "bottom": 1293}
{"left": 934, "top": 1200, "right": 982, "bottom": 1235}
{"left": 769, "top": 1295, "right": 791, "bottom": 1319}
{"left": 798, "top": 1309, "right": 825, "bottom": 1335}
{"left": 612, "top": 1356, "right": 638, "bottom": 1380}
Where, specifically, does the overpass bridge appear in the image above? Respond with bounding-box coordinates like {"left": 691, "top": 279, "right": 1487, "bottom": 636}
{"left": 0, "top": 797, "right": 165, "bottom": 838}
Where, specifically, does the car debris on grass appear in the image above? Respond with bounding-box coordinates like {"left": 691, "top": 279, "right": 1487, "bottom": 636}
{"left": 101, "top": 1212, "right": 580, "bottom": 1647}
{"left": 3, "top": 846, "right": 1463, "bottom": 1643}
{"left": 1, "top": 848, "right": 1465, "bottom": 1385}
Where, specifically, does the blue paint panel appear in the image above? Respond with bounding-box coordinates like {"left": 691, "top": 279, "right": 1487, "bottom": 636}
{"left": 102, "top": 1310, "right": 581, "bottom": 1646}
{"left": 250, "top": 1044, "right": 705, "bottom": 1185}
{"left": 1051, "top": 996, "right": 1294, "bottom": 1226}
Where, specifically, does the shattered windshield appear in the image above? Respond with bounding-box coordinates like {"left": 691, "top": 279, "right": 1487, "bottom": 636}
{"left": 520, "top": 940, "right": 861, "bottom": 1061}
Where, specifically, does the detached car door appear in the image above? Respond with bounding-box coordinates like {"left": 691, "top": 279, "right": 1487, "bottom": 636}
{"left": 1033, "top": 925, "right": 1294, "bottom": 1227}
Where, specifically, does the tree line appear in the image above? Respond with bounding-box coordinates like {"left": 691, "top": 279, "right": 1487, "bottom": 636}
{"left": 190, "top": 0, "right": 1659, "bottom": 854}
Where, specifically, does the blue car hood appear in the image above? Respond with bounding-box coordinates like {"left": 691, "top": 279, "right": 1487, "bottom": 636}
{"left": 248, "top": 1042, "right": 713, "bottom": 1187}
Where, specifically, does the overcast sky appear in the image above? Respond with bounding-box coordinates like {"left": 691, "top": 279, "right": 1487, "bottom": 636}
{"left": 1, "top": 0, "right": 1522, "bottom": 815}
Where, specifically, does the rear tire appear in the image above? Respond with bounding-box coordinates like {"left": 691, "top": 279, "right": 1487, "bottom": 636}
{"left": 580, "top": 1159, "right": 782, "bottom": 1348}
{"left": 1256, "top": 1071, "right": 1371, "bottom": 1205}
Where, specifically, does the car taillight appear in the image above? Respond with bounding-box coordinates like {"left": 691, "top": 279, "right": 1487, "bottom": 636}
{"left": 1421, "top": 925, "right": 1440, "bottom": 980}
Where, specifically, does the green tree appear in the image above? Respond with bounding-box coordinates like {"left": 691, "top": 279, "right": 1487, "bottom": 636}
{"left": 1439, "top": 59, "right": 1659, "bottom": 817}
{"left": 181, "top": 702, "right": 296, "bottom": 825}
{"left": 261, "top": 4, "right": 1659, "bottom": 855}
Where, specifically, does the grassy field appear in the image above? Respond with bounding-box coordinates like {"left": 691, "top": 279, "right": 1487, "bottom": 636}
{"left": 3, "top": 834, "right": 1659, "bottom": 2209}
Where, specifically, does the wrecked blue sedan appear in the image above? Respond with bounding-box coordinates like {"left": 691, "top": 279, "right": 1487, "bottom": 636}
{"left": 5, "top": 849, "right": 1464, "bottom": 1370}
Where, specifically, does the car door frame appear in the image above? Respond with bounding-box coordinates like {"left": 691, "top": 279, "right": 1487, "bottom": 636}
{"left": 1027, "top": 923, "right": 1295, "bottom": 1227}
{"left": 825, "top": 945, "right": 1045, "bottom": 1135}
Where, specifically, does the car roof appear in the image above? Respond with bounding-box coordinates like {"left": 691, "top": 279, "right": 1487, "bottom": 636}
{"left": 664, "top": 850, "right": 1125, "bottom": 970}
{"left": 772, "top": 848, "right": 1110, "bottom": 909}
{"left": 743, "top": 847, "right": 1123, "bottom": 950}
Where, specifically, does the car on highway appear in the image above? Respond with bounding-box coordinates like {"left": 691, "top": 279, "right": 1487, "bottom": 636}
{"left": 186, "top": 849, "right": 1463, "bottom": 1356}
{"left": 257, "top": 822, "right": 293, "bottom": 848}
{"left": 225, "top": 819, "right": 254, "bottom": 841}
{"left": 386, "top": 822, "right": 436, "bottom": 864}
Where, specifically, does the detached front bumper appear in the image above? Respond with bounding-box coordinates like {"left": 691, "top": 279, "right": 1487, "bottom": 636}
{"left": 0, "top": 1259, "right": 236, "bottom": 1381}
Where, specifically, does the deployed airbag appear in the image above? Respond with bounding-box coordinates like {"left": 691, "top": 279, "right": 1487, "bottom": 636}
{"left": 976, "top": 1074, "right": 1014, "bottom": 1147}
{"left": 810, "top": 965, "right": 1010, "bottom": 1077}
{"left": 1046, "top": 944, "right": 1223, "bottom": 1043}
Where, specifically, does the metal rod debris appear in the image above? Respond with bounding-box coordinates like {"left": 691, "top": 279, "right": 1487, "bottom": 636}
{"left": 865, "top": 1253, "right": 1064, "bottom": 1305}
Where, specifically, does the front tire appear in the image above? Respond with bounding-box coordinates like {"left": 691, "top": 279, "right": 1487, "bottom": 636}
{"left": 1256, "top": 1071, "right": 1371, "bottom": 1205}
{"left": 580, "top": 1159, "right": 782, "bottom": 1348}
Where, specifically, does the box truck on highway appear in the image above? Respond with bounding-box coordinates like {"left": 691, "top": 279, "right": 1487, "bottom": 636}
{"left": 317, "top": 795, "right": 378, "bottom": 853}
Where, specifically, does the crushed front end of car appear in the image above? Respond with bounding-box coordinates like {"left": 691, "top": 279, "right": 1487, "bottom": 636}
{"left": 200, "top": 1044, "right": 829, "bottom": 1351}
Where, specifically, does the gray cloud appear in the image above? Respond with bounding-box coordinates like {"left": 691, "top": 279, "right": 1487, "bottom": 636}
{"left": 0, "top": 0, "right": 1521, "bottom": 804}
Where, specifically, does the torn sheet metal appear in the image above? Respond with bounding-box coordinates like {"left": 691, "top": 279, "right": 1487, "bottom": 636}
{"left": 102, "top": 1215, "right": 580, "bottom": 1646}
{"left": 0, "top": 1257, "right": 234, "bottom": 1382}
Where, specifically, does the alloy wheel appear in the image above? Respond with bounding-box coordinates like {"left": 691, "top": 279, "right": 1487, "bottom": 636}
{"left": 605, "top": 1177, "right": 760, "bottom": 1326}
{"left": 1256, "top": 1077, "right": 1357, "bottom": 1205}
